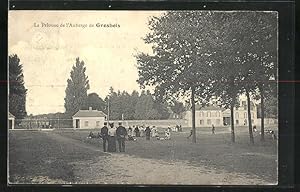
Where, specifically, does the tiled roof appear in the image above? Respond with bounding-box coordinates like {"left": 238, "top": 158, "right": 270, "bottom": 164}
{"left": 195, "top": 105, "right": 223, "bottom": 111}
{"left": 9, "top": 112, "right": 15, "bottom": 118}
{"left": 73, "top": 110, "right": 107, "bottom": 118}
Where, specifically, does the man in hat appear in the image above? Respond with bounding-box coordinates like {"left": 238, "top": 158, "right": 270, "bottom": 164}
{"left": 100, "top": 122, "right": 109, "bottom": 152}
{"left": 116, "top": 122, "right": 127, "bottom": 152}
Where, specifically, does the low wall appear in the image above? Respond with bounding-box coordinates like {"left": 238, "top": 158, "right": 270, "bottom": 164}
{"left": 117, "top": 119, "right": 188, "bottom": 128}
{"left": 254, "top": 118, "right": 278, "bottom": 126}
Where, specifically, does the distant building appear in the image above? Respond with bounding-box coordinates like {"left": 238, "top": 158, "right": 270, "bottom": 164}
{"left": 185, "top": 106, "right": 223, "bottom": 127}
{"left": 184, "top": 98, "right": 257, "bottom": 127}
{"left": 8, "top": 112, "right": 15, "bottom": 129}
{"left": 222, "top": 99, "right": 257, "bottom": 126}
{"left": 72, "top": 107, "right": 107, "bottom": 129}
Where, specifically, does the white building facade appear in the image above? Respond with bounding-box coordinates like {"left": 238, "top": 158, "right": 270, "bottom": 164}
{"left": 8, "top": 112, "right": 15, "bottom": 129}
{"left": 72, "top": 107, "right": 107, "bottom": 129}
{"left": 185, "top": 98, "right": 257, "bottom": 127}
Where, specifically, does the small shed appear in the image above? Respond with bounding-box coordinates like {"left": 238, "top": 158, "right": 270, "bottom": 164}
{"left": 72, "top": 107, "right": 107, "bottom": 129}
{"left": 8, "top": 112, "right": 15, "bottom": 129}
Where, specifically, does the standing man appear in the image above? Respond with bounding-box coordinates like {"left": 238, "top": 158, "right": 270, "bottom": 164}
{"left": 145, "top": 126, "right": 151, "bottom": 140}
{"left": 100, "top": 122, "right": 109, "bottom": 152}
{"left": 116, "top": 122, "right": 127, "bottom": 152}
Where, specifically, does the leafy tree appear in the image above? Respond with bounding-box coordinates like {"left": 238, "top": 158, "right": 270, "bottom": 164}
{"left": 136, "top": 11, "right": 216, "bottom": 143}
{"left": 170, "top": 101, "right": 185, "bottom": 118}
{"left": 134, "top": 90, "right": 160, "bottom": 120}
{"left": 85, "top": 93, "right": 106, "bottom": 111}
{"left": 64, "top": 58, "right": 90, "bottom": 116}
{"left": 9, "top": 54, "right": 27, "bottom": 119}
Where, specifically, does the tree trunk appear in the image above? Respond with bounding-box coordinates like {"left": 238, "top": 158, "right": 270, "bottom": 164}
{"left": 259, "top": 84, "right": 265, "bottom": 142}
{"left": 230, "top": 77, "right": 235, "bottom": 143}
{"left": 191, "top": 86, "right": 196, "bottom": 143}
{"left": 230, "top": 102, "right": 235, "bottom": 143}
{"left": 246, "top": 89, "right": 254, "bottom": 144}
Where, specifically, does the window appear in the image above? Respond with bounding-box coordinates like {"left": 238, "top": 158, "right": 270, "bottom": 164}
{"left": 96, "top": 121, "right": 100, "bottom": 127}
{"left": 85, "top": 121, "right": 89, "bottom": 127}
{"left": 235, "top": 112, "right": 239, "bottom": 118}
{"left": 208, "top": 112, "right": 211, "bottom": 117}
{"left": 206, "top": 112, "right": 208, "bottom": 117}
{"left": 244, "top": 112, "right": 247, "bottom": 118}
{"left": 216, "top": 119, "right": 220, "bottom": 125}
{"left": 200, "top": 112, "right": 204, "bottom": 117}
{"left": 207, "top": 119, "right": 211, "bottom": 125}
{"left": 244, "top": 119, "right": 247, "bottom": 125}
{"left": 236, "top": 120, "right": 239, "bottom": 125}
{"left": 200, "top": 120, "right": 204, "bottom": 125}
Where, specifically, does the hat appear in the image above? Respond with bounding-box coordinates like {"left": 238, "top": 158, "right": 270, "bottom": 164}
{"left": 104, "top": 122, "right": 107, "bottom": 125}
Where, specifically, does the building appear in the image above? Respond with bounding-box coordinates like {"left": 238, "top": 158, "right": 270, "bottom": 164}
{"left": 224, "top": 98, "right": 257, "bottom": 126}
{"left": 8, "top": 112, "right": 15, "bottom": 129}
{"left": 184, "top": 98, "right": 257, "bottom": 127}
{"left": 185, "top": 106, "right": 224, "bottom": 127}
{"left": 72, "top": 107, "right": 107, "bottom": 129}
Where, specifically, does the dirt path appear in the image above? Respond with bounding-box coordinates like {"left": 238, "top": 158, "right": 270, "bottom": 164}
{"left": 42, "top": 131, "right": 272, "bottom": 185}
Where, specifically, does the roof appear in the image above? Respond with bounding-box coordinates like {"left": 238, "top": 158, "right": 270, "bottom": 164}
{"left": 195, "top": 105, "right": 223, "bottom": 111}
{"left": 9, "top": 112, "right": 15, "bottom": 118}
{"left": 73, "top": 110, "right": 107, "bottom": 118}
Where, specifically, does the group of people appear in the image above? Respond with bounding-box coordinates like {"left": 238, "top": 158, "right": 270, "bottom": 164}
{"left": 100, "top": 122, "right": 127, "bottom": 152}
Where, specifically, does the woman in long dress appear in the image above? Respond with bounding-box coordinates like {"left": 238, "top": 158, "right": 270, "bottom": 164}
{"left": 107, "top": 123, "right": 117, "bottom": 152}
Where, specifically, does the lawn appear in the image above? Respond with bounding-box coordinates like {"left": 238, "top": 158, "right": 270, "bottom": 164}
{"left": 8, "top": 131, "right": 107, "bottom": 184}
{"left": 55, "top": 126, "right": 278, "bottom": 183}
{"left": 8, "top": 126, "right": 278, "bottom": 184}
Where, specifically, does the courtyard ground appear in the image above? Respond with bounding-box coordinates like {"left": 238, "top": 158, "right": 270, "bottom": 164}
{"left": 8, "top": 126, "right": 277, "bottom": 185}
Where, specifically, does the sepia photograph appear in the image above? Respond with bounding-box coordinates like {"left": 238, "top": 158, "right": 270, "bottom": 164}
{"left": 8, "top": 10, "right": 278, "bottom": 185}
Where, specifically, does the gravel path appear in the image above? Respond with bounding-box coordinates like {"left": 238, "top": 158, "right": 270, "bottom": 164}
{"left": 71, "top": 152, "right": 269, "bottom": 185}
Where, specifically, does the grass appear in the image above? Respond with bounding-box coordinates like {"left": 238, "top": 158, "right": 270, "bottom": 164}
{"left": 8, "top": 131, "right": 106, "bottom": 184}
{"left": 9, "top": 126, "right": 278, "bottom": 184}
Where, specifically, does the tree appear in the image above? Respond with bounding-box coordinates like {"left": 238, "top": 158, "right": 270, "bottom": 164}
{"left": 170, "top": 101, "right": 185, "bottom": 118}
{"left": 237, "top": 12, "right": 277, "bottom": 143}
{"left": 85, "top": 93, "right": 106, "bottom": 111}
{"left": 64, "top": 58, "right": 90, "bottom": 116}
{"left": 136, "top": 11, "right": 216, "bottom": 143}
{"left": 134, "top": 90, "right": 160, "bottom": 120}
{"left": 9, "top": 54, "right": 27, "bottom": 119}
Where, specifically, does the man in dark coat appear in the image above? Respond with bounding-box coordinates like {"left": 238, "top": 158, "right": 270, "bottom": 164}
{"left": 116, "top": 122, "right": 127, "bottom": 152}
{"left": 100, "top": 122, "right": 109, "bottom": 152}
{"left": 145, "top": 126, "right": 151, "bottom": 140}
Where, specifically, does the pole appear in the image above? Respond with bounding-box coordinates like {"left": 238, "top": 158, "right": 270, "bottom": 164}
{"left": 107, "top": 96, "right": 110, "bottom": 123}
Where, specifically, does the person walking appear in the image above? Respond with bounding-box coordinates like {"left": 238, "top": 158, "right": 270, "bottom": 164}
{"left": 116, "top": 122, "right": 127, "bottom": 152}
{"left": 145, "top": 126, "right": 151, "bottom": 140}
{"left": 187, "top": 129, "right": 193, "bottom": 139}
{"left": 212, "top": 124, "right": 215, "bottom": 134}
{"left": 100, "top": 122, "right": 109, "bottom": 152}
{"left": 107, "top": 123, "right": 117, "bottom": 152}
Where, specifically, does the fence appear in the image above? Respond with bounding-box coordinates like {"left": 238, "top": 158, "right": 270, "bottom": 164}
{"left": 14, "top": 119, "right": 73, "bottom": 129}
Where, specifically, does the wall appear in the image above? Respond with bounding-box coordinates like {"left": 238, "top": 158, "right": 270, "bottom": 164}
{"left": 254, "top": 118, "right": 278, "bottom": 126}
{"left": 73, "top": 117, "right": 105, "bottom": 129}
{"left": 118, "top": 119, "right": 188, "bottom": 128}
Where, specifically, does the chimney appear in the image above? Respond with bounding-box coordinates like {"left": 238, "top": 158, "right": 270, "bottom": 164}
{"left": 89, "top": 107, "right": 92, "bottom": 111}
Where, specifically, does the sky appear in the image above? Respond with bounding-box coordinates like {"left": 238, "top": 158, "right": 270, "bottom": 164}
{"left": 8, "top": 11, "right": 163, "bottom": 115}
